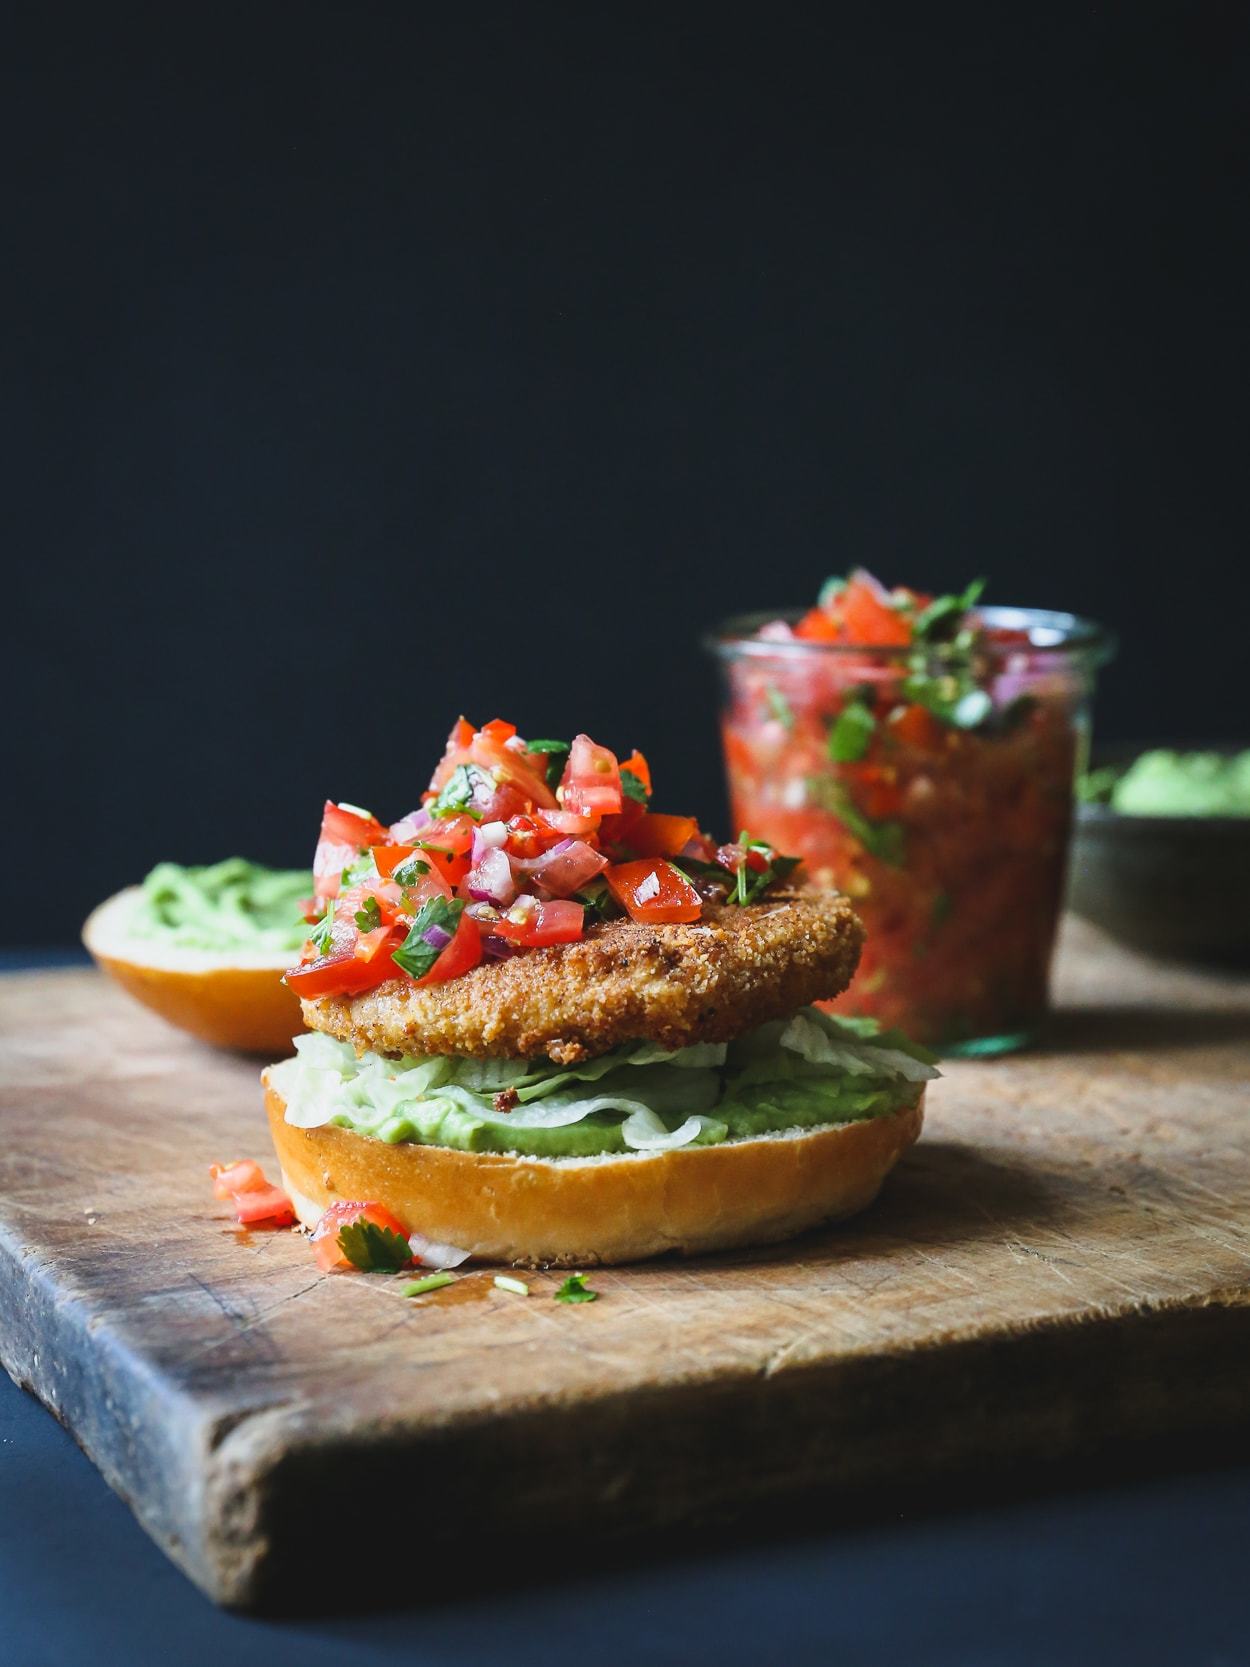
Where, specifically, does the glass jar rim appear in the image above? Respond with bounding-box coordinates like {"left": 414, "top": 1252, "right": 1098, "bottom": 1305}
{"left": 705, "top": 604, "right": 1116, "bottom": 665}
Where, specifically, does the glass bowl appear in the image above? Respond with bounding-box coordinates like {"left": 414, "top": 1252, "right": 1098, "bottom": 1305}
{"left": 707, "top": 606, "right": 1116, "bottom": 1055}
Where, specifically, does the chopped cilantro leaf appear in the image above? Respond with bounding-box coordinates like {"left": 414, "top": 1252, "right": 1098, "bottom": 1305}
{"left": 428, "top": 763, "right": 491, "bottom": 820}
{"left": 620, "top": 768, "right": 649, "bottom": 805}
{"left": 901, "top": 672, "right": 994, "bottom": 731}
{"left": 573, "top": 881, "right": 620, "bottom": 921}
{"left": 554, "top": 1272, "right": 598, "bottom": 1304}
{"left": 818, "top": 575, "right": 847, "bottom": 609}
{"left": 807, "top": 778, "right": 906, "bottom": 866}
{"left": 724, "top": 833, "right": 801, "bottom": 905}
{"left": 912, "top": 578, "right": 986, "bottom": 642}
{"left": 828, "top": 700, "right": 876, "bottom": 763}
{"left": 764, "top": 684, "right": 795, "bottom": 729}
{"left": 767, "top": 854, "right": 801, "bottom": 887}
{"left": 526, "top": 738, "right": 571, "bottom": 791}
{"left": 392, "top": 897, "right": 465, "bottom": 980}
{"left": 391, "top": 855, "right": 431, "bottom": 886}
{"left": 308, "top": 904, "right": 335, "bottom": 956}
{"left": 337, "top": 1220, "right": 413, "bottom": 1272}
{"left": 339, "top": 854, "right": 375, "bottom": 890}
{"left": 353, "top": 896, "right": 382, "bottom": 932}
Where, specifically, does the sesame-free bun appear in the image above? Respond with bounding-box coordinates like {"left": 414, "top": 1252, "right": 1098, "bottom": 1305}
{"left": 84, "top": 887, "right": 304, "bottom": 1056}
{"left": 263, "top": 1076, "right": 924, "bottom": 1267}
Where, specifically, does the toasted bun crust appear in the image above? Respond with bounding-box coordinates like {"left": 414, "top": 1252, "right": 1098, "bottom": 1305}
{"left": 302, "top": 891, "right": 865, "bottom": 1064}
{"left": 84, "top": 888, "right": 304, "bottom": 1056}
{"left": 263, "top": 1077, "right": 923, "bottom": 1266}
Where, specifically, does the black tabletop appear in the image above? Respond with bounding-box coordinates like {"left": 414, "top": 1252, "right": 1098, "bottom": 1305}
{"left": 3, "top": 954, "right": 1249, "bottom": 1664}
{"left": 3, "top": 1369, "right": 1249, "bottom": 1667}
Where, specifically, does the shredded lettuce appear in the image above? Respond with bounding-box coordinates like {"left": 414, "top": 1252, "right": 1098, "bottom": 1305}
{"left": 268, "top": 1009, "right": 937, "bottom": 1159}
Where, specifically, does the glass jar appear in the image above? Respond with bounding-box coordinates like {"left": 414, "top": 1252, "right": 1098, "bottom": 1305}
{"left": 708, "top": 607, "right": 1115, "bottom": 1055}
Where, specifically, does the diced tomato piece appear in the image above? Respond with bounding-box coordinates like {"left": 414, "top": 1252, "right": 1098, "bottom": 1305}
{"left": 434, "top": 717, "right": 476, "bottom": 774}
{"left": 493, "top": 897, "right": 585, "bottom": 947}
{"left": 313, "top": 801, "right": 390, "bottom": 903}
{"left": 887, "top": 703, "right": 942, "bottom": 750}
{"left": 209, "top": 1159, "right": 266, "bottom": 1200}
{"left": 209, "top": 1160, "right": 295, "bottom": 1227}
{"left": 793, "top": 607, "right": 844, "bottom": 642}
{"left": 298, "top": 896, "right": 319, "bottom": 924}
{"left": 505, "top": 814, "right": 549, "bottom": 859}
{"left": 527, "top": 899, "right": 585, "bottom": 944}
{"left": 561, "top": 734, "right": 623, "bottom": 817}
{"left": 620, "top": 749, "right": 652, "bottom": 796}
{"left": 848, "top": 764, "right": 905, "bottom": 821}
{"left": 479, "top": 717, "right": 517, "bottom": 745}
{"left": 320, "top": 800, "right": 389, "bottom": 849}
{"left": 311, "top": 1201, "right": 411, "bottom": 1273}
{"left": 536, "top": 807, "right": 600, "bottom": 839}
{"left": 417, "top": 815, "right": 476, "bottom": 856}
{"left": 234, "top": 1186, "right": 297, "bottom": 1226}
{"left": 605, "top": 859, "right": 703, "bottom": 924}
{"left": 371, "top": 844, "right": 416, "bottom": 880}
{"left": 627, "top": 813, "right": 700, "bottom": 858}
{"left": 841, "top": 570, "right": 912, "bottom": 647}
{"left": 596, "top": 793, "right": 646, "bottom": 849}
{"left": 411, "top": 813, "right": 476, "bottom": 887}
{"left": 312, "top": 839, "right": 357, "bottom": 903}
{"left": 412, "top": 910, "right": 482, "bottom": 987}
{"left": 286, "top": 925, "right": 405, "bottom": 998}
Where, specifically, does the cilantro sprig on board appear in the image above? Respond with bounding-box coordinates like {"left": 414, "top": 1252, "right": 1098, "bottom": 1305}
{"left": 338, "top": 1220, "right": 414, "bottom": 1272}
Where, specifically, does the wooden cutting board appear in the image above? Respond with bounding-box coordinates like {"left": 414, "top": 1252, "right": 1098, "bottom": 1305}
{"left": 2, "top": 921, "right": 1249, "bottom": 1610}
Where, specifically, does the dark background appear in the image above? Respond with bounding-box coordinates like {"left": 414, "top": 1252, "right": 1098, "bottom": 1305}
{"left": 7, "top": 2, "right": 1248, "bottom": 946}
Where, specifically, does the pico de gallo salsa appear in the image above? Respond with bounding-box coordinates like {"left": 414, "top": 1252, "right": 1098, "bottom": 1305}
{"left": 714, "top": 571, "right": 1103, "bottom": 1052}
{"left": 288, "top": 717, "right": 801, "bottom": 1002}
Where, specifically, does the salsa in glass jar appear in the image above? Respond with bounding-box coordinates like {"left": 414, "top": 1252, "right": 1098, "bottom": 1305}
{"left": 709, "top": 572, "right": 1114, "bottom": 1054}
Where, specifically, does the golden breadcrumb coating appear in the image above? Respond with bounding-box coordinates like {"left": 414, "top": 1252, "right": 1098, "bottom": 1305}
{"left": 301, "top": 890, "right": 863, "bottom": 1063}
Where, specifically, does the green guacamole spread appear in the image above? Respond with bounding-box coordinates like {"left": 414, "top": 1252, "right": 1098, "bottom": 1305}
{"left": 126, "top": 859, "right": 313, "bottom": 954}
{"left": 1083, "top": 750, "right": 1250, "bottom": 818}
{"left": 267, "top": 1010, "right": 938, "bottom": 1160}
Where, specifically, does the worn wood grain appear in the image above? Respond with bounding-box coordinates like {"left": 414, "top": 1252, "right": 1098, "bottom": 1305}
{"left": 1, "top": 920, "right": 1248, "bottom": 1609}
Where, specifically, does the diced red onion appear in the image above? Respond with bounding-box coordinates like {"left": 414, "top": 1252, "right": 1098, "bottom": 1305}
{"left": 471, "top": 820, "right": 509, "bottom": 862}
{"left": 679, "top": 837, "right": 706, "bottom": 859}
{"left": 466, "top": 901, "right": 500, "bottom": 923}
{"left": 510, "top": 835, "right": 574, "bottom": 872}
{"left": 482, "top": 934, "right": 521, "bottom": 960}
{"left": 465, "top": 847, "right": 516, "bottom": 908}
{"left": 511, "top": 839, "right": 606, "bottom": 897}
{"left": 390, "top": 808, "right": 432, "bottom": 842}
{"left": 422, "top": 922, "right": 453, "bottom": 951}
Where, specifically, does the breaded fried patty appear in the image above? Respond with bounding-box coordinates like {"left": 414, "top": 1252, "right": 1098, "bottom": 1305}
{"left": 301, "top": 890, "right": 863, "bottom": 1063}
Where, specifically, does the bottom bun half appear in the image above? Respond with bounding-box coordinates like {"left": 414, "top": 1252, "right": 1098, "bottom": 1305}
{"left": 263, "top": 1077, "right": 924, "bottom": 1267}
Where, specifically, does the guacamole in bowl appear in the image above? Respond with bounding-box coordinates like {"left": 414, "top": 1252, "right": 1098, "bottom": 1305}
{"left": 1070, "top": 747, "right": 1250, "bottom": 966}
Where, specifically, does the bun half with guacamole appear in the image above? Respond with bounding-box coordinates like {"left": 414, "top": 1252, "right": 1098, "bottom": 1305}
{"left": 85, "top": 859, "right": 310, "bottom": 1054}
{"left": 263, "top": 718, "right": 935, "bottom": 1266}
